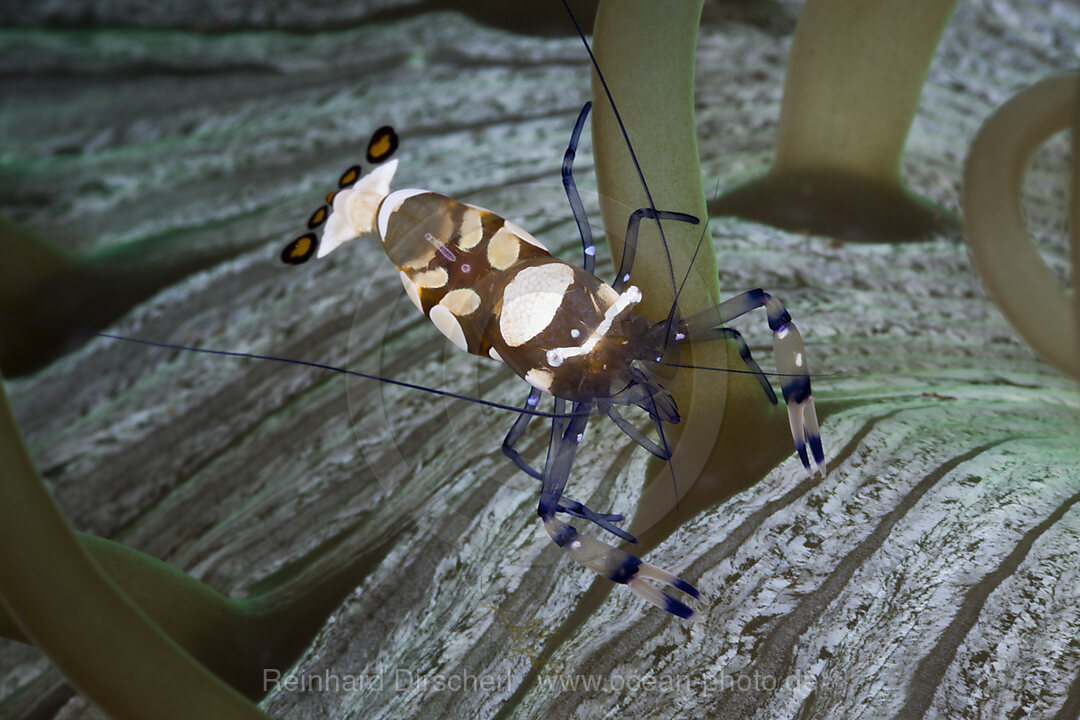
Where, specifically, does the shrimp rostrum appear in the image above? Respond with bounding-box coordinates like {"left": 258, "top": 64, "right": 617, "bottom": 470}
{"left": 281, "top": 107, "right": 824, "bottom": 622}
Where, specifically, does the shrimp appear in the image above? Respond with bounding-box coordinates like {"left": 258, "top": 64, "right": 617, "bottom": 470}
{"left": 279, "top": 96, "right": 825, "bottom": 620}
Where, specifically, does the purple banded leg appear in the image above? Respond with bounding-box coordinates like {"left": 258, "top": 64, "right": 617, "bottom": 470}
{"left": 563, "top": 102, "right": 597, "bottom": 275}
{"left": 610, "top": 367, "right": 680, "bottom": 425}
{"left": 605, "top": 405, "right": 669, "bottom": 459}
{"left": 557, "top": 500, "right": 635, "bottom": 544}
{"left": 537, "top": 399, "right": 587, "bottom": 520}
{"left": 678, "top": 289, "right": 825, "bottom": 478}
{"left": 502, "top": 389, "right": 545, "bottom": 480}
{"left": 542, "top": 512, "right": 703, "bottom": 621}
{"left": 614, "top": 209, "right": 700, "bottom": 293}
{"left": 674, "top": 326, "right": 778, "bottom": 405}
{"left": 537, "top": 401, "right": 701, "bottom": 620}
{"left": 502, "top": 389, "right": 629, "bottom": 539}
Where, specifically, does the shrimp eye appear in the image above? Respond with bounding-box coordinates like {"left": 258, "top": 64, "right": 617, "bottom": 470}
{"left": 281, "top": 232, "right": 318, "bottom": 264}
{"left": 307, "top": 204, "right": 329, "bottom": 229}
{"left": 367, "top": 125, "right": 399, "bottom": 164}
{"left": 338, "top": 165, "right": 362, "bottom": 188}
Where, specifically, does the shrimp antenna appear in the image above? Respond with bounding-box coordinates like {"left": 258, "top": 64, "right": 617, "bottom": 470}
{"left": 560, "top": 0, "right": 680, "bottom": 312}
{"left": 670, "top": 192, "right": 714, "bottom": 339}
{"left": 655, "top": 361, "right": 842, "bottom": 381}
{"left": 0, "top": 315, "right": 587, "bottom": 420}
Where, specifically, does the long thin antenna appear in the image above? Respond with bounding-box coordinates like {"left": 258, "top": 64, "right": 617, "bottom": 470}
{"left": 1, "top": 315, "right": 584, "bottom": 420}
{"left": 560, "top": 0, "right": 680, "bottom": 307}
{"left": 668, "top": 210, "right": 712, "bottom": 348}
{"left": 664, "top": 178, "right": 721, "bottom": 357}
{"left": 654, "top": 360, "right": 840, "bottom": 380}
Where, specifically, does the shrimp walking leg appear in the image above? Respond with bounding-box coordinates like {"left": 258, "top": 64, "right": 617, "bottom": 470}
{"left": 502, "top": 391, "right": 629, "bottom": 540}
{"left": 603, "top": 404, "right": 669, "bottom": 459}
{"left": 614, "top": 209, "right": 700, "bottom": 293}
{"left": 563, "top": 102, "right": 598, "bottom": 274}
{"left": 678, "top": 289, "right": 825, "bottom": 477}
{"left": 675, "top": 326, "right": 778, "bottom": 405}
{"left": 536, "top": 401, "right": 701, "bottom": 620}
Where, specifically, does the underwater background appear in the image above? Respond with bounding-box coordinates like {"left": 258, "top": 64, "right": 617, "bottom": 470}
{"left": 2, "top": 0, "right": 1079, "bottom": 718}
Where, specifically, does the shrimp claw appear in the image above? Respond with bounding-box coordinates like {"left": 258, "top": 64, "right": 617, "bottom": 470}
{"left": 542, "top": 513, "right": 703, "bottom": 621}
{"left": 676, "top": 288, "right": 826, "bottom": 478}
{"left": 536, "top": 399, "right": 703, "bottom": 621}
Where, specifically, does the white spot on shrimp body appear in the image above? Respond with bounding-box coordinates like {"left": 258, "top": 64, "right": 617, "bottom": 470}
{"left": 488, "top": 347, "right": 503, "bottom": 363}
{"left": 487, "top": 227, "right": 520, "bottom": 271}
{"left": 457, "top": 208, "right": 484, "bottom": 250}
{"left": 440, "top": 288, "right": 481, "bottom": 316}
{"left": 429, "top": 304, "right": 469, "bottom": 352}
{"left": 412, "top": 267, "right": 448, "bottom": 289}
{"left": 525, "top": 367, "right": 554, "bottom": 392}
{"left": 597, "top": 284, "right": 619, "bottom": 307}
{"left": 499, "top": 264, "right": 574, "bottom": 348}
